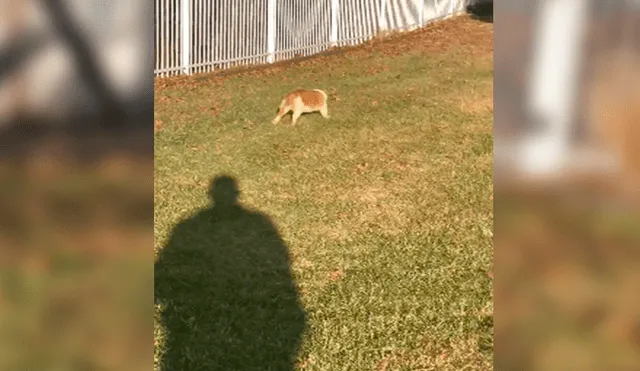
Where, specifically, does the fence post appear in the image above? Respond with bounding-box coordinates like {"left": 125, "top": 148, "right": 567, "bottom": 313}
{"left": 181, "top": 0, "right": 191, "bottom": 74}
{"left": 267, "top": 0, "right": 276, "bottom": 63}
{"left": 378, "top": 0, "right": 387, "bottom": 32}
{"left": 330, "top": 0, "right": 339, "bottom": 46}
{"left": 418, "top": 0, "right": 424, "bottom": 27}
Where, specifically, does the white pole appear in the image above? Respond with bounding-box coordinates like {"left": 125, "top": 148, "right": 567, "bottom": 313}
{"left": 330, "top": 0, "right": 339, "bottom": 46}
{"left": 521, "top": 0, "right": 590, "bottom": 175}
{"left": 267, "top": 0, "right": 276, "bottom": 63}
{"left": 418, "top": 0, "right": 424, "bottom": 27}
{"left": 181, "top": 0, "right": 191, "bottom": 74}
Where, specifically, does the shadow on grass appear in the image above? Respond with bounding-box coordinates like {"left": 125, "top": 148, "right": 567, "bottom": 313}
{"left": 154, "top": 175, "right": 306, "bottom": 371}
{"left": 466, "top": 0, "right": 493, "bottom": 23}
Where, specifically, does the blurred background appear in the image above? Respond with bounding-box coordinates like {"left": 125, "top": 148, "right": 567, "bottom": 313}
{"left": 495, "top": 0, "right": 640, "bottom": 369}
{"left": 0, "top": 0, "right": 153, "bottom": 369}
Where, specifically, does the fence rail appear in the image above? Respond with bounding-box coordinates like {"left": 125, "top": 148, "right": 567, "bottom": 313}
{"left": 154, "top": 0, "right": 466, "bottom": 77}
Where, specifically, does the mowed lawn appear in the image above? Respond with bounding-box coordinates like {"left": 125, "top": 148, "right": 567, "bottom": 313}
{"left": 154, "top": 16, "right": 493, "bottom": 371}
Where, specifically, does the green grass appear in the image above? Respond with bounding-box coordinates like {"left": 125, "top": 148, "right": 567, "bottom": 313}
{"left": 154, "top": 21, "right": 493, "bottom": 370}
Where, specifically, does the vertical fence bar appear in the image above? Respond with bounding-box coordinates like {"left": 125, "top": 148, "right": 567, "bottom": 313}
{"left": 345, "top": 0, "right": 352, "bottom": 44}
{"left": 265, "top": 0, "right": 269, "bottom": 64}
{"left": 418, "top": 0, "right": 424, "bottom": 27}
{"left": 301, "top": 0, "right": 305, "bottom": 54}
{"left": 248, "top": 1, "right": 253, "bottom": 63}
{"left": 227, "top": 0, "right": 232, "bottom": 67}
{"left": 250, "top": 0, "right": 254, "bottom": 64}
{"left": 284, "top": 0, "right": 289, "bottom": 60}
{"left": 240, "top": 0, "right": 245, "bottom": 64}
{"left": 170, "top": 0, "right": 174, "bottom": 74}
{"left": 378, "top": 0, "right": 387, "bottom": 32}
{"left": 235, "top": 0, "right": 240, "bottom": 65}
{"left": 237, "top": 0, "right": 241, "bottom": 65}
{"left": 246, "top": 0, "right": 249, "bottom": 64}
{"left": 304, "top": 0, "right": 309, "bottom": 54}
{"left": 358, "top": 0, "right": 366, "bottom": 41}
{"left": 340, "top": 0, "right": 346, "bottom": 45}
{"left": 200, "top": 0, "right": 204, "bottom": 71}
{"left": 330, "top": 0, "right": 339, "bottom": 46}
{"left": 181, "top": 0, "right": 191, "bottom": 74}
{"left": 521, "top": 0, "right": 589, "bottom": 175}
{"left": 257, "top": 0, "right": 262, "bottom": 63}
{"left": 159, "top": 0, "right": 162, "bottom": 75}
{"left": 218, "top": 0, "right": 222, "bottom": 68}
{"left": 289, "top": 0, "right": 293, "bottom": 59}
{"left": 213, "top": 0, "right": 217, "bottom": 69}
{"left": 161, "top": 0, "right": 166, "bottom": 75}
{"left": 365, "top": 0, "right": 375, "bottom": 38}
{"left": 172, "top": 0, "right": 176, "bottom": 74}
{"left": 220, "top": 0, "right": 229, "bottom": 69}
{"left": 215, "top": 0, "right": 219, "bottom": 69}
{"left": 267, "top": 0, "right": 276, "bottom": 62}
{"left": 175, "top": 0, "right": 179, "bottom": 73}
{"left": 297, "top": 0, "right": 301, "bottom": 56}
{"left": 168, "top": 0, "right": 172, "bottom": 74}
{"left": 358, "top": 0, "right": 363, "bottom": 40}
{"left": 198, "top": 0, "right": 203, "bottom": 72}
{"left": 206, "top": 0, "right": 210, "bottom": 72}
{"left": 287, "top": 0, "right": 292, "bottom": 59}
{"left": 168, "top": 0, "right": 172, "bottom": 75}
{"left": 221, "top": 2, "right": 226, "bottom": 68}
{"left": 312, "top": 0, "right": 316, "bottom": 52}
{"left": 230, "top": 0, "right": 235, "bottom": 66}
{"left": 361, "top": 0, "right": 369, "bottom": 38}
{"left": 349, "top": 0, "right": 356, "bottom": 44}
{"left": 357, "top": 0, "right": 365, "bottom": 41}
{"left": 258, "top": 0, "right": 262, "bottom": 63}
{"left": 201, "top": 0, "right": 204, "bottom": 71}
{"left": 195, "top": 0, "right": 199, "bottom": 73}
{"left": 296, "top": 0, "right": 301, "bottom": 55}
{"left": 191, "top": 0, "right": 195, "bottom": 73}
{"left": 204, "top": 0, "right": 207, "bottom": 70}
{"left": 155, "top": 0, "right": 159, "bottom": 75}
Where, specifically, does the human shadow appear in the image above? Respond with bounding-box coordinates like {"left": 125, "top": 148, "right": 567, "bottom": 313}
{"left": 154, "top": 175, "right": 306, "bottom": 371}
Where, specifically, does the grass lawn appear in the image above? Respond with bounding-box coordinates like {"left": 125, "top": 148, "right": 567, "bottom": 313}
{"left": 154, "top": 15, "right": 493, "bottom": 371}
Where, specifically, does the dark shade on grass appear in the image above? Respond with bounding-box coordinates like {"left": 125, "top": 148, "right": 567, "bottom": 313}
{"left": 154, "top": 175, "right": 306, "bottom": 371}
{"left": 465, "top": 0, "right": 493, "bottom": 23}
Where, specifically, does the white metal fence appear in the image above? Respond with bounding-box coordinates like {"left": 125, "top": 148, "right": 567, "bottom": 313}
{"left": 154, "top": 0, "right": 467, "bottom": 77}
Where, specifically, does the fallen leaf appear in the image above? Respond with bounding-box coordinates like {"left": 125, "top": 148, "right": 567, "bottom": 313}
{"left": 329, "top": 269, "right": 344, "bottom": 281}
